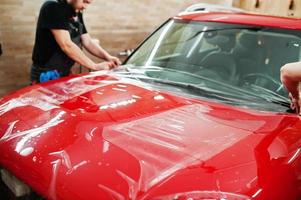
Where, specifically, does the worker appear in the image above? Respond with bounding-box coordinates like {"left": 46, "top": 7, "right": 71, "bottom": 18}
{"left": 281, "top": 62, "right": 301, "bottom": 114}
{"left": 31, "top": 0, "right": 121, "bottom": 84}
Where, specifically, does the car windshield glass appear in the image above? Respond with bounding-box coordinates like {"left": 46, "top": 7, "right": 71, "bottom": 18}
{"left": 125, "top": 20, "right": 301, "bottom": 112}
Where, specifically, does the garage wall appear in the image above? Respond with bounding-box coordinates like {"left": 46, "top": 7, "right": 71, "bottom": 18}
{"left": 0, "top": 0, "right": 234, "bottom": 96}
{"left": 234, "top": 0, "right": 301, "bottom": 18}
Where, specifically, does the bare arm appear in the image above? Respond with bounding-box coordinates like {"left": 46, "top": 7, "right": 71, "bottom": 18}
{"left": 280, "top": 62, "right": 301, "bottom": 113}
{"left": 81, "top": 33, "right": 121, "bottom": 66}
{"left": 280, "top": 62, "right": 301, "bottom": 99}
{"left": 51, "top": 30, "right": 113, "bottom": 71}
{"left": 81, "top": 33, "right": 110, "bottom": 60}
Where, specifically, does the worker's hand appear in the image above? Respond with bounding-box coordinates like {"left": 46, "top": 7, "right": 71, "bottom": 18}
{"left": 289, "top": 93, "right": 300, "bottom": 115}
{"left": 107, "top": 56, "right": 122, "bottom": 67}
{"left": 93, "top": 61, "right": 117, "bottom": 71}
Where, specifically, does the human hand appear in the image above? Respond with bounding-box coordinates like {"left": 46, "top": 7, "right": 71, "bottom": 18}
{"left": 107, "top": 56, "right": 122, "bottom": 67}
{"left": 289, "top": 93, "right": 300, "bottom": 115}
{"left": 93, "top": 61, "right": 117, "bottom": 71}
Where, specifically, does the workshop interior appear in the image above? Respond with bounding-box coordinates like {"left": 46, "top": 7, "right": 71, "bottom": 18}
{"left": 1, "top": 0, "right": 301, "bottom": 200}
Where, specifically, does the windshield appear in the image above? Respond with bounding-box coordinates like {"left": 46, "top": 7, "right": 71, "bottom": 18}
{"left": 124, "top": 20, "right": 301, "bottom": 112}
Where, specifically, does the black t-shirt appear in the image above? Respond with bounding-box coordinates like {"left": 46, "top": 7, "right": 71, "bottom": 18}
{"left": 31, "top": 0, "right": 87, "bottom": 79}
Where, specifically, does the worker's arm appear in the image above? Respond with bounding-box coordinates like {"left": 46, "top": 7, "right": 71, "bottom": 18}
{"left": 51, "top": 30, "right": 114, "bottom": 70}
{"left": 81, "top": 33, "right": 121, "bottom": 66}
{"left": 281, "top": 62, "right": 301, "bottom": 113}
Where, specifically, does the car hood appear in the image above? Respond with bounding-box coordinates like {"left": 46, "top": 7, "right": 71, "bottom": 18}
{"left": 0, "top": 72, "right": 298, "bottom": 200}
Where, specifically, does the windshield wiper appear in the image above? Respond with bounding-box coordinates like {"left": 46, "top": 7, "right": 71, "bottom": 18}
{"left": 246, "top": 84, "right": 290, "bottom": 108}
{"left": 117, "top": 72, "right": 263, "bottom": 102}
{"left": 145, "top": 77, "right": 291, "bottom": 110}
{"left": 115, "top": 65, "right": 291, "bottom": 109}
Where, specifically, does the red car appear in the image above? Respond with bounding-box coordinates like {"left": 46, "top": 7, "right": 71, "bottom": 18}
{"left": 1, "top": 4, "right": 301, "bottom": 200}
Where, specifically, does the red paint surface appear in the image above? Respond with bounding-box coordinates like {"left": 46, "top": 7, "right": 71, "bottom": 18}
{"left": 175, "top": 12, "right": 301, "bottom": 30}
{"left": 1, "top": 11, "right": 301, "bottom": 200}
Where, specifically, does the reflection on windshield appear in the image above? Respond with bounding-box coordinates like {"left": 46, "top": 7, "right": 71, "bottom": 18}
{"left": 125, "top": 20, "right": 301, "bottom": 112}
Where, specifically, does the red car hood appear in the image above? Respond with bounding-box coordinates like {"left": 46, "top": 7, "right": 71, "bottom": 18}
{"left": 0, "top": 73, "right": 299, "bottom": 200}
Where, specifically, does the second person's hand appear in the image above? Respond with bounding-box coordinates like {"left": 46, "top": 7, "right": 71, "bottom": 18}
{"left": 289, "top": 93, "right": 301, "bottom": 115}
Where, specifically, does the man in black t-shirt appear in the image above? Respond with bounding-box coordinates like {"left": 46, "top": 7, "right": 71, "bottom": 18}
{"left": 31, "top": 0, "right": 121, "bottom": 83}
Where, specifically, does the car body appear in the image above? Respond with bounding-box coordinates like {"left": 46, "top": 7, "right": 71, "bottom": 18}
{"left": 1, "top": 5, "right": 301, "bottom": 200}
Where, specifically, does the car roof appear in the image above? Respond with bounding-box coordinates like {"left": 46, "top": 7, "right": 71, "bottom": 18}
{"left": 174, "top": 12, "right": 301, "bottom": 31}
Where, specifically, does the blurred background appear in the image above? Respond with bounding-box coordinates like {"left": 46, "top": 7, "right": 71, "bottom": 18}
{"left": 0, "top": 0, "right": 300, "bottom": 96}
